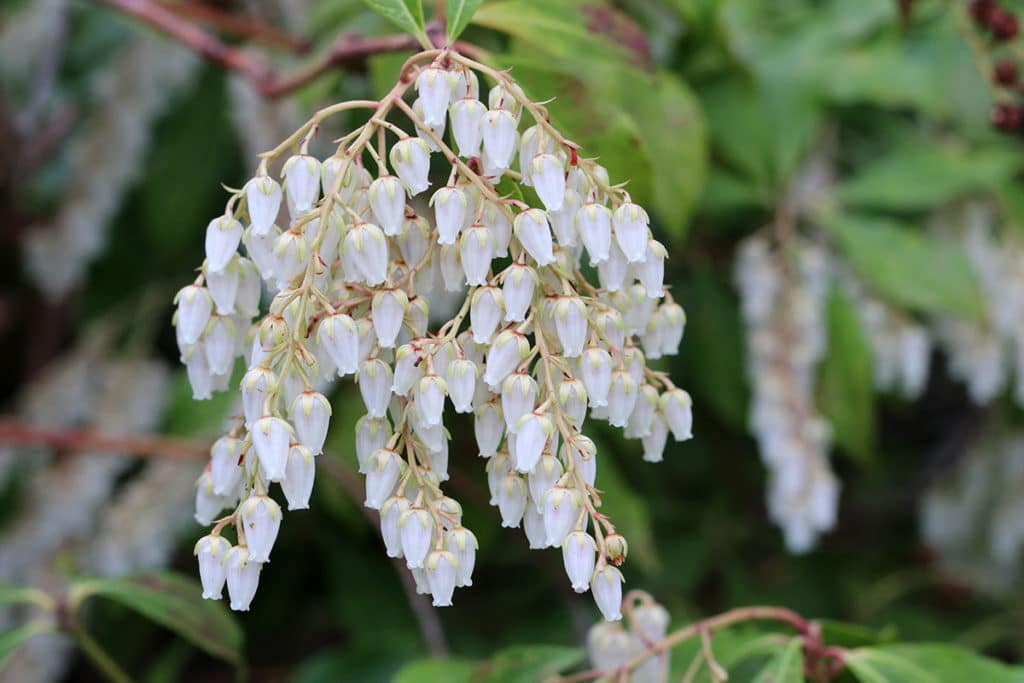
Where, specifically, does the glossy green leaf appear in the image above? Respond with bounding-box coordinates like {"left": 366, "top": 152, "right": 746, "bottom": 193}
{"left": 753, "top": 637, "right": 804, "bottom": 683}
{"left": 817, "top": 286, "right": 875, "bottom": 464}
{"left": 362, "top": 0, "right": 427, "bottom": 38}
{"left": 394, "top": 657, "right": 478, "bottom": 683}
{"left": 824, "top": 215, "right": 985, "bottom": 321}
{"left": 70, "top": 572, "right": 243, "bottom": 667}
{"left": 480, "top": 645, "right": 583, "bottom": 683}
{"left": 846, "top": 644, "right": 1024, "bottom": 683}
{"left": 445, "top": 0, "right": 484, "bottom": 43}
{"left": 0, "top": 622, "right": 51, "bottom": 670}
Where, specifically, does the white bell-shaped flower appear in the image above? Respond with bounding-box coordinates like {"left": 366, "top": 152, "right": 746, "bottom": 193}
{"left": 321, "top": 156, "right": 356, "bottom": 199}
{"left": 243, "top": 224, "right": 279, "bottom": 279}
{"left": 391, "top": 344, "right": 423, "bottom": 396}
{"left": 660, "top": 389, "right": 693, "bottom": 441}
{"left": 416, "top": 67, "right": 453, "bottom": 128}
{"left": 431, "top": 185, "right": 468, "bottom": 245}
{"left": 470, "top": 286, "right": 504, "bottom": 344}
{"left": 518, "top": 126, "right": 542, "bottom": 185}
{"left": 282, "top": 444, "right": 316, "bottom": 510}
{"left": 399, "top": 505, "right": 434, "bottom": 568}
{"left": 446, "top": 359, "right": 477, "bottom": 413}
{"left": 460, "top": 224, "right": 495, "bottom": 285}
{"left": 497, "top": 473, "right": 528, "bottom": 527}
{"left": 365, "top": 448, "right": 405, "bottom": 509}
{"left": 445, "top": 527, "right": 478, "bottom": 587}
{"left": 592, "top": 565, "right": 625, "bottom": 621}
{"left": 481, "top": 109, "right": 519, "bottom": 171}
{"left": 612, "top": 202, "right": 650, "bottom": 263}
{"left": 184, "top": 348, "right": 213, "bottom": 401}
{"left": 318, "top": 313, "right": 360, "bottom": 377}
{"left": 175, "top": 285, "right": 213, "bottom": 346}
{"left": 486, "top": 452, "right": 513, "bottom": 504}
{"left": 208, "top": 261, "right": 240, "bottom": 316}
{"left": 567, "top": 435, "right": 598, "bottom": 486}
{"left": 513, "top": 209, "right": 555, "bottom": 266}
{"left": 502, "top": 262, "right": 536, "bottom": 322}
{"left": 531, "top": 153, "right": 566, "bottom": 211}
{"left": 235, "top": 258, "right": 260, "bottom": 316}
{"left": 632, "top": 602, "right": 670, "bottom": 641}
{"left": 450, "top": 68, "right": 480, "bottom": 101}
{"left": 412, "top": 97, "right": 446, "bottom": 151}
{"left": 368, "top": 175, "right": 407, "bottom": 235}
{"left": 389, "top": 138, "right": 432, "bottom": 196}
{"left": 356, "top": 416, "right": 392, "bottom": 472}
{"left": 529, "top": 452, "right": 563, "bottom": 507}
{"left": 512, "top": 412, "right": 551, "bottom": 472}
{"left": 563, "top": 531, "right": 597, "bottom": 593}
{"left": 272, "top": 230, "right": 309, "bottom": 285}
{"left": 194, "top": 471, "right": 227, "bottom": 524}
{"left": 210, "top": 436, "right": 243, "bottom": 496}
{"left": 204, "top": 316, "right": 236, "bottom": 376}
{"left": 425, "top": 549, "right": 459, "bottom": 607}
{"left": 642, "top": 414, "right": 669, "bottom": 463}
{"left": 558, "top": 377, "right": 589, "bottom": 427}
{"left": 290, "top": 391, "right": 331, "bottom": 455}
{"left": 245, "top": 175, "right": 282, "bottom": 236}
{"left": 241, "top": 367, "right": 277, "bottom": 427}
{"left": 607, "top": 370, "right": 638, "bottom": 428}
{"left": 224, "top": 545, "right": 261, "bottom": 611}
{"left": 240, "top": 494, "right": 282, "bottom": 562}
{"left": 660, "top": 302, "right": 686, "bottom": 356}
{"left": 282, "top": 154, "right": 322, "bottom": 215}
{"left": 577, "top": 203, "right": 613, "bottom": 265}
{"left": 195, "top": 534, "right": 231, "bottom": 599}
{"left": 598, "top": 241, "right": 630, "bottom": 292}
{"left": 437, "top": 243, "right": 462, "bottom": 292}
{"left": 501, "top": 372, "right": 538, "bottom": 432}
{"left": 542, "top": 486, "right": 581, "bottom": 548}
{"left": 252, "top": 416, "right": 293, "bottom": 482}
{"left": 554, "top": 296, "right": 588, "bottom": 358}
{"left": 205, "top": 215, "right": 244, "bottom": 273}
{"left": 579, "top": 347, "right": 613, "bottom": 407}
{"left": 415, "top": 373, "right": 448, "bottom": 427}
{"left": 381, "top": 495, "right": 411, "bottom": 558}
{"left": 372, "top": 289, "right": 409, "bottom": 349}
{"left": 483, "top": 330, "right": 530, "bottom": 389}
{"left": 483, "top": 201, "right": 513, "bottom": 257}
{"left": 550, "top": 188, "right": 582, "bottom": 247}
{"left": 342, "top": 222, "right": 388, "bottom": 286}
{"left": 524, "top": 503, "right": 547, "bottom": 549}
{"left": 636, "top": 240, "right": 667, "bottom": 298}
{"left": 450, "top": 98, "right": 486, "bottom": 157}
{"left": 474, "top": 402, "right": 505, "bottom": 457}
{"left": 625, "top": 384, "right": 658, "bottom": 439}
{"left": 358, "top": 358, "right": 393, "bottom": 418}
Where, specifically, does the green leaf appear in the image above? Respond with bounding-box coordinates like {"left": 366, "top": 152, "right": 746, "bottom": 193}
{"left": 445, "top": 0, "right": 484, "bottom": 43}
{"left": 0, "top": 621, "right": 51, "bottom": 670}
{"left": 824, "top": 215, "right": 985, "bottom": 321}
{"left": 838, "top": 144, "right": 1021, "bottom": 211}
{"left": 362, "top": 0, "right": 427, "bottom": 38}
{"left": 480, "top": 645, "right": 583, "bottom": 683}
{"left": 0, "top": 585, "right": 53, "bottom": 611}
{"left": 753, "top": 637, "right": 804, "bottom": 683}
{"left": 817, "top": 286, "right": 875, "bottom": 464}
{"left": 846, "top": 644, "right": 1024, "bottom": 683}
{"left": 394, "top": 657, "right": 478, "bottom": 683}
{"left": 70, "top": 572, "right": 243, "bottom": 667}
{"left": 818, "top": 620, "right": 896, "bottom": 649}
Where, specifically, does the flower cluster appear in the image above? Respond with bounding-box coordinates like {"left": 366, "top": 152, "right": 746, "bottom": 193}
{"left": 585, "top": 592, "right": 670, "bottom": 682}
{"left": 734, "top": 235, "right": 838, "bottom": 553}
{"left": 178, "top": 50, "right": 692, "bottom": 617}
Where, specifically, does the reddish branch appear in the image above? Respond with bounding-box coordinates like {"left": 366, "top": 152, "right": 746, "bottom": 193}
{"left": 0, "top": 419, "right": 209, "bottom": 459}
{"left": 93, "top": 0, "right": 423, "bottom": 97}
{"left": 154, "top": 0, "right": 311, "bottom": 53}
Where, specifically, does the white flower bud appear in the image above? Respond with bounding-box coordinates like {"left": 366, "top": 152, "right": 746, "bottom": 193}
{"left": 381, "top": 495, "right": 410, "bottom": 558}
{"left": 412, "top": 97, "right": 446, "bottom": 150}
{"left": 598, "top": 241, "right": 630, "bottom": 292}
{"left": 316, "top": 313, "right": 359, "bottom": 377}
{"left": 563, "top": 531, "right": 597, "bottom": 593}
{"left": 356, "top": 415, "right": 392, "bottom": 472}
{"left": 206, "top": 215, "right": 244, "bottom": 273}
{"left": 554, "top": 296, "right": 588, "bottom": 358}
{"left": 184, "top": 347, "right": 213, "bottom": 400}
{"left": 446, "top": 358, "right": 478, "bottom": 413}
{"left": 483, "top": 201, "right": 513, "bottom": 257}
{"left": 660, "top": 302, "right": 686, "bottom": 356}
{"left": 625, "top": 384, "right": 658, "bottom": 439}
{"left": 502, "top": 262, "right": 537, "bottom": 322}
{"left": 470, "top": 286, "right": 504, "bottom": 344}
{"left": 416, "top": 67, "right": 453, "bottom": 128}
{"left": 235, "top": 258, "right": 261, "bottom": 317}
{"left": 484, "top": 330, "right": 531, "bottom": 389}
{"left": 514, "top": 209, "right": 555, "bottom": 266}
{"left": 414, "top": 420, "right": 447, "bottom": 454}
{"left": 475, "top": 401, "right": 505, "bottom": 457}
{"left": 642, "top": 414, "right": 669, "bottom": 463}
{"left": 342, "top": 222, "right": 388, "bottom": 286}
{"left": 481, "top": 109, "right": 518, "bottom": 170}
{"left": 612, "top": 202, "right": 650, "bottom": 263}
{"left": 607, "top": 370, "right": 638, "bottom": 428}
{"left": 389, "top": 138, "right": 432, "bottom": 196}
{"left": 660, "top": 389, "right": 693, "bottom": 441}
{"left": 566, "top": 435, "right": 598, "bottom": 486}
{"left": 224, "top": 545, "right": 261, "bottom": 611}
{"left": 368, "top": 175, "right": 407, "bottom": 235}
{"left": 210, "top": 436, "right": 243, "bottom": 497}
{"left": 425, "top": 549, "right": 459, "bottom": 607}
{"left": 528, "top": 450, "right": 562, "bottom": 504}
{"left": 400, "top": 505, "right": 434, "bottom": 568}
{"left": 542, "top": 486, "right": 582, "bottom": 548}
{"left": 195, "top": 534, "right": 231, "bottom": 599}
{"left": 549, "top": 188, "right": 582, "bottom": 247}
{"left": 243, "top": 224, "right": 280, "bottom": 279}
{"left": 439, "top": 243, "right": 464, "bottom": 292}
{"left": 273, "top": 230, "right": 309, "bottom": 285}
{"left": 445, "top": 527, "right": 478, "bottom": 587}
{"left": 246, "top": 175, "right": 282, "bottom": 236}
{"left": 240, "top": 494, "right": 282, "bottom": 563}
{"left": 592, "top": 565, "right": 624, "bottom": 621}
{"left": 488, "top": 83, "right": 523, "bottom": 118}
{"left": 524, "top": 503, "right": 547, "bottom": 549}
{"left": 415, "top": 373, "right": 448, "bottom": 427}
{"left": 531, "top": 153, "right": 566, "bottom": 211}
{"left": 321, "top": 157, "right": 355, "bottom": 199}
{"left": 558, "top": 377, "right": 589, "bottom": 428}
{"left": 486, "top": 452, "right": 513, "bottom": 503}
{"left": 252, "top": 416, "right": 293, "bottom": 482}
{"left": 579, "top": 347, "right": 613, "bottom": 407}
{"left": 460, "top": 224, "right": 495, "bottom": 285}
{"left": 358, "top": 358, "right": 394, "bottom": 418}
{"left": 391, "top": 344, "right": 422, "bottom": 396}
{"left": 632, "top": 602, "right": 670, "bottom": 641}
{"left": 290, "top": 391, "right": 331, "bottom": 455}
{"left": 282, "top": 444, "right": 316, "bottom": 510}
{"left": 371, "top": 289, "right": 409, "bottom": 349}
{"left": 241, "top": 367, "right": 277, "bottom": 427}
{"left": 594, "top": 309, "right": 626, "bottom": 351}
{"left": 175, "top": 285, "right": 213, "bottom": 346}
{"left": 451, "top": 98, "right": 486, "bottom": 159}
{"left": 282, "top": 154, "right": 322, "bottom": 215}
{"left": 497, "top": 473, "right": 528, "bottom": 527}
{"left": 512, "top": 412, "right": 551, "bottom": 472}
{"left": 623, "top": 345, "right": 646, "bottom": 386}
{"left": 501, "top": 372, "right": 537, "bottom": 431}
{"left": 431, "top": 185, "right": 468, "bottom": 245}
{"left": 365, "top": 448, "right": 405, "bottom": 509}
{"left": 636, "top": 240, "right": 667, "bottom": 298}
{"left": 194, "top": 471, "right": 228, "bottom": 524}
{"left": 204, "top": 316, "right": 236, "bottom": 376}
{"left": 577, "top": 203, "right": 613, "bottom": 265}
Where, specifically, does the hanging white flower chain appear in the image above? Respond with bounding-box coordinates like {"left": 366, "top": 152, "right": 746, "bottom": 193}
{"left": 175, "top": 48, "right": 693, "bottom": 619}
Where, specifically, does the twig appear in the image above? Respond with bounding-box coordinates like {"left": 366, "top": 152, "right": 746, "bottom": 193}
{"left": 700, "top": 623, "right": 728, "bottom": 682}
{"left": 0, "top": 420, "right": 208, "bottom": 459}
{"left": 154, "top": 0, "right": 312, "bottom": 53}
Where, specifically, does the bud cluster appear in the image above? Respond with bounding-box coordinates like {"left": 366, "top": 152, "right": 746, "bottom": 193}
{"left": 176, "top": 50, "right": 692, "bottom": 616}
{"left": 734, "top": 235, "right": 839, "bottom": 553}
{"left": 586, "top": 592, "right": 670, "bottom": 682}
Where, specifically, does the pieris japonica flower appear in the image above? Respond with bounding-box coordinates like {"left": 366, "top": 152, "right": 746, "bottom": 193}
{"left": 182, "top": 54, "right": 692, "bottom": 618}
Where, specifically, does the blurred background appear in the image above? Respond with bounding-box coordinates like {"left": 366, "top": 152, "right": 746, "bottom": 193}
{"left": 3, "top": 0, "right": 1024, "bottom": 680}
